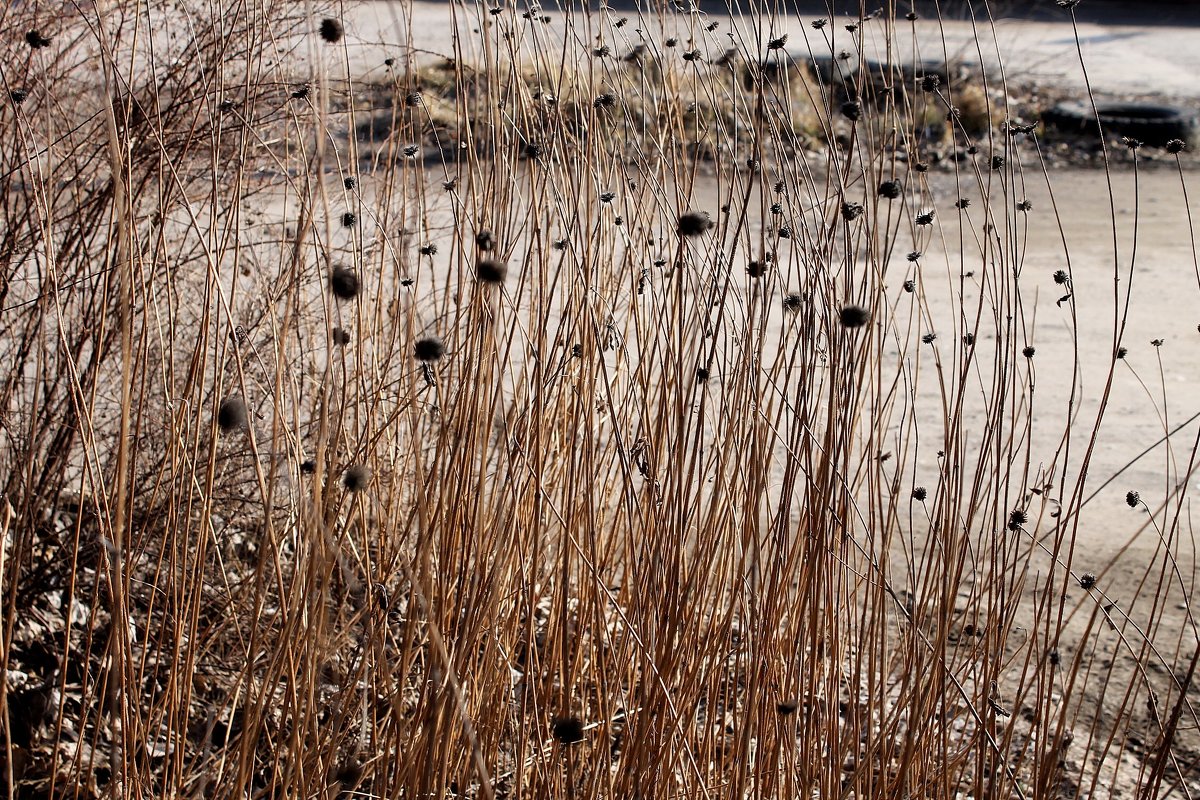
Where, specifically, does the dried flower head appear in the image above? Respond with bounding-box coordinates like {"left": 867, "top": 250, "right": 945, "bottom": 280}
{"left": 319, "top": 18, "right": 344, "bottom": 43}
{"left": 343, "top": 464, "right": 371, "bottom": 492}
{"left": 912, "top": 486, "right": 928, "bottom": 501}
{"left": 841, "top": 202, "right": 864, "bottom": 221}
{"left": 414, "top": 336, "right": 446, "bottom": 362}
{"left": 10, "top": 89, "right": 28, "bottom": 104}
{"left": 419, "top": 243, "right": 438, "bottom": 256}
{"left": 907, "top": 251, "right": 921, "bottom": 262}
{"left": 26, "top": 30, "right": 52, "bottom": 49}
{"left": 1007, "top": 509, "right": 1028, "bottom": 530}
{"left": 1079, "top": 573, "right": 1097, "bottom": 589}
{"left": 329, "top": 266, "right": 361, "bottom": 300}
{"left": 1166, "top": 139, "right": 1186, "bottom": 154}
{"left": 405, "top": 91, "right": 423, "bottom": 107}
{"left": 332, "top": 327, "right": 352, "bottom": 346}
{"left": 600, "top": 191, "right": 615, "bottom": 204}
{"left": 300, "top": 459, "right": 316, "bottom": 474}
{"left": 1116, "top": 346, "right": 1127, "bottom": 359}
{"left": 746, "top": 260, "right": 769, "bottom": 278}
{"left": 922, "top": 332, "right": 937, "bottom": 344}
{"left": 343, "top": 176, "right": 357, "bottom": 190}
{"left": 991, "top": 155, "right": 1005, "bottom": 170}
{"left": 696, "top": 367, "right": 709, "bottom": 382}
{"left": 915, "top": 211, "right": 935, "bottom": 226}
{"left": 839, "top": 305, "right": 869, "bottom": 328}
{"left": 552, "top": 716, "right": 585, "bottom": 744}
{"left": 841, "top": 100, "right": 862, "bottom": 121}
{"left": 902, "top": 279, "right": 916, "bottom": 293}
{"left": 767, "top": 34, "right": 788, "bottom": 50}
{"left": 1125, "top": 490, "right": 1139, "bottom": 508}
{"left": 476, "top": 259, "right": 508, "bottom": 284}
{"left": 1023, "top": 345, "right": 1035, "bottom": 358}
{"left": 921, "top": 74, "right": 940, "bottom": 93}
{"left": 955, "top": 198, "right": 971, "bottom": 210}
{"left": 1017, "top": 199, "right": 1033, "bottom": 212}
{"left": 963, "top": 332, "right": 976, "bottom": 345}
{"left": 1053, "top": 269, "right": 1069, "bottom": 284}
{"left": 677, "top": 211, "right": 713, "bottom": 237}
{"left": 811, "top": 18, "right": 828, "bottom": 29}
{"left": 476, "top": 230, "right": 495, "bottom": 251}
{"left": 341, "top": 212, "right": 356, "bottom": 228}
{"left": 783, "top": 293, "right": 803, "bottom": 310}
{"left": 1122, "top": 137, "right": 1142, "bottom": 150}
{"left": 217, "top": 397, "right": 247, "bottom": 432}
{"left": 879, "top": 180, "right": 902, "bottom": 199}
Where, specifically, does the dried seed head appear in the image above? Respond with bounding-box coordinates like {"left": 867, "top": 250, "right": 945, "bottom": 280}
{"left": 1122, "top": 137, "right": 1142, "bottom": 150}
{"left": 26, "top": 30, "right": 52, "bottom": 49}
{"left": 922, "top": 332, "right": 937, "bottom": 344}
{"left": 1017, "top": 199, "right": 1033, "bottom": 212}
{"left": 962, "top": 332, "right": 975, "bottom": 345}
{"left": 329, "top": 266, "right": 361, "bottom": 300}
{"left": 991, "top": 155, "right": 1005, "bottom": 170}
{"left": 696, "top": 367, "right": 710, "bottom": 382}
{"left": 878, "top": 180, "right": 902, "bottom": 199}
{"left": 677, "top": 211, "right": 713, "bottom": 237}
{"left": 593, "top": 92, "right": 617, "bottom": 109}
{"left": 840, "top": 100, "right": 862, "bottom": 121}
{"left": 291, "top": 85, "right": 311, "bottom": 100}
{"left": 341, "top": 212, "right": 356, "bottom": 228}
{"left": 907, "top": 251, "right": 921, "bottom": 262}
{"left": 746, "top": 260, "right": 769, "bottom": 278}
{"left": 1078, "top": 573, "right": 1096, "bottom": 589}
{"left": 476, "top": 259, "right": 508, "bottom": 284}
{"left": 405, "top": 91, "right": 423, "bottom": 107}
{"left": 839, "top": 305, "right": 869, "bottom": 328}
{"left": 413, "top": 336, "right": 446, "bottom": 362}
{"left": 1053, "top": 269, "right": 1069, "bottom": 285}
{"left": 319, "top": 18, "right": 345, "bottom": 43}
{"left": 1126, "top": 490, "right": 1139, "bottom": 507}
{"left": 921, "top": 74, "right": 940, "bottom": 92}
{"left": 767, "top": 34, "right": 788, "bottom": 50}
{"left": 1023, "top": 345, "right": 1035, "bottom": 358}
{"left": 551, "top": 716, "right": 585, "bottom": 744}
{"left": 783, "top": 293, "right": 803, "bottom": 311}
{"left": 343, "top": 176, "right": 357, "bottom": 190}
{"left": 811, "top": 19, "right": 827, "bottom": 29}
{"left": 217, "top": 397, "right": 247, "bottom": 432}
{"left": 841, "top": 202, "right": 863, "bottom": 221}
{"left": 955, "top": 198, "right": 971, "bottom": 209}
{"left": 475, "top": 230, "right": 495, "bottom": 251}
{"left": 915, "top": 211, "right": 935, "bottom": 226}
{"left": 902, "top": 279, "right": 916, "bottom": 293}
{"left": 912, "top": 486, "right": 928, "bottom": 501}
{"left": 300, "top": 459, "right": 316, "bottom": 474}
{"left": 331, "top": 327, "right": 352, "bottom": 346}
{"left": 343, "top": 464, "right": 371, "bottom": 492}
{"left": 1166, "top": 139, "right": 1186, "bottom": 154}
{"left": 1007, "top": 509, "right": 1028, "bottom": 530}
{"left": 10, "top": 89, "right": 28, "bottom": 104}
{"left": 600, "top": 191, "right": 615, "bottom": 204}
{"left": 1116, "top": 346, "right": 1127, "bottom": 359}
{"left": 419, "top": 243, "right": 438, "bottom": 256}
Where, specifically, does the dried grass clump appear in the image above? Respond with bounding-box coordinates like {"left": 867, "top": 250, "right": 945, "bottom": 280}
{"left": 0, "top": 3, "right": 1197, "bottom": 800}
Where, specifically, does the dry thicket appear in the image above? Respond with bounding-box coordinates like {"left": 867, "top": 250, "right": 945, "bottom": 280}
{"left": 0, "top": 1, "right": 1197, "bottom": 798}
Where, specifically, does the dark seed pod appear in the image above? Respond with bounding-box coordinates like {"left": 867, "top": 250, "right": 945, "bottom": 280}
{"left": 912, "top": 487, "right": 928, "bottom": 501}
{"left": 1125, "top": 490, "right": 1139, "bottom": 508}
{"left": 551, "top": 716, "right": 585, "bottom": 744}
{"left": 840, "top": 100, "right": 862, "bottom": 121}
{"left": 839, "top": 305, "right": 869, "bottom": 328}
{"left": 343, "top": 464, "right": 371, "bottom": 492}
{"left": 341, "top": 212, "right": 356, "bottom": 228}
{"left": 878, "top": 180, "right": 902, "bottom": 199}
{"left": 1023, "top": 346, "right": 1035, "bottom": 358}
{"left": 841, "top": 202, "right": 863, "bottom": 221}
{"left": 783, "top": 293, "right": 802, "bottom": 311}
{"left": 1007, "top": 509, "right": 1027, "bottom": 530}
{"left": 1166, "top": 139, "right": 1186, "bottom": 154}
{"left": 677, "top": 211, "right": 713, "bottom": 237}
{"left": 921, "top": 74, "right": 940, "bottom": 92}
{"left": 476, "top": 259, "right": 508, "bottom": 284}
{"left": 332, "top": 327, "right": 352, "bottom": 346}
{"left": 329, "top": 266, "right": 361, "bottom": 300}
{"left": 217, "top": 397, "right": 247, "bottom": 432}
{"left": 746, "top": 260, "right": 769, "bottom": 278}
{"left": 902, "top": 279, "right": 915, "bottom": 293}
{"left": 26, "top": 30, "right": 52, "bottom": 49}
{"left": 343, "top": 176, "right": 358, "bottom": 190}
{"left": 319, "top": 18, "right": 344, "bottom": 43}
{"left": 1079, "top": 573, "right": 1096, "bottom": 589}
{"left": 1053, "top": 269, "right": 1069, "bottom": 285}
{"left": 413, "top": 336, "right": 446, "bottom": 362}
{"left": 991, "top": 155, "right": 1005, "bottom": 170}
{"left": 10, "top": 89, "right": 28, "bottom": 104}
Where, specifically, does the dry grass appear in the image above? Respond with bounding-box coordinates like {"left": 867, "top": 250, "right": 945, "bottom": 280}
{"left": 0, "top": 1, "right": 1197, "bottom": 799}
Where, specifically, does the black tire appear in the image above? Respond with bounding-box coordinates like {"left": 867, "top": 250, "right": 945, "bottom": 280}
{"left": 1041, "top": 101, "right": 1199, "bottom": 147}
